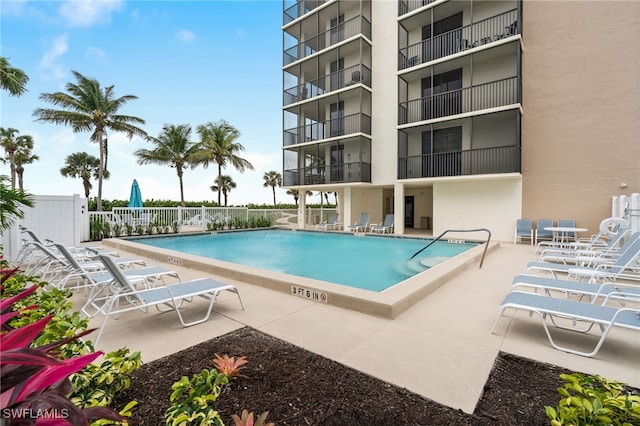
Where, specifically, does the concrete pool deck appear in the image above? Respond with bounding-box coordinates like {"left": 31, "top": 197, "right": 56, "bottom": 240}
{"left": 77, "top": 239, "right": 640, "bottom": 414}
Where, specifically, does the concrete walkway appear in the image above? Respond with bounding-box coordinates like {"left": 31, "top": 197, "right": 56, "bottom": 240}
{"left": 78, "top": 242, "right": 639, "bottom": 414}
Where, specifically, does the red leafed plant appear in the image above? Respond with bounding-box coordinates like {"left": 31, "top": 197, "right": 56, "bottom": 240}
{"left": 231, "top": 409, "right": 275, "bottom": 426}
{"left": 1, "top": 285, "right": 125, "bottom": 425}
{"left": 212, "top": 353, "right": 249, "bottom": 379}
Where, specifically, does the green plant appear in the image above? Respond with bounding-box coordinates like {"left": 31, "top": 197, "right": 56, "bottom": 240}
{"left": 212, "top": 353, "right": 248, "bottom": 379}
{"left": 89, "top": 216, "right": 104, "bottom": 241}
{"left": 164, "top": 369, "right": 228, "bottom": 426}
{"left": 545, "top": 373, "right": 640, "bottom": 426}
{"left": 69, "top": 348, "right": 142, "bottom": 408}
{"left": 231, "top": 410, "right": 274, "bottom": 426}
{"left": 172, "top": 221, "right": 179, "bottom": 233}
{"left": 124, "top": 223, "right": 133, "bottom": 236}
{"left": 0, "top": 285, "right": 125, "bottom": 425}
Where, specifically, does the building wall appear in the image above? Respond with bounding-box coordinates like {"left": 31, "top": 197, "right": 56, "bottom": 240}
{"left": 522, "top": 1, "right": 640, "bottom": 233}
{"left": 433, "top": 177, "right": 522, "bottom": 241}
{"left": 350, "top": 187, "right": 384, "bottom": 226}
{"left": 370, "top": 0, "right": 398, "bottom": 185}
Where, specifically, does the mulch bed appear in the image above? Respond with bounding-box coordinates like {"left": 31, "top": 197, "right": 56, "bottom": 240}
{"left": 111, "top": 327, "right": 610, "bottom": 425}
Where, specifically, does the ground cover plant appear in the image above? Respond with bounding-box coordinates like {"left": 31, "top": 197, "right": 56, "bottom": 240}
{"left": 110, "top": 327, "right": 639, "bottom": 425}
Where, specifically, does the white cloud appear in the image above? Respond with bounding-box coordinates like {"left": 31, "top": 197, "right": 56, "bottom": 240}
{"left": 85, "top": 46, "right": 107, "bottom": 63}
{"left": 58, "top": 0, "right": 123, "bottom": 27}
{"left": 39, "top": 34, "right": 68, "bottom": 80}
{"left": 175, "top": 30, "right": 196, "bottom": 43}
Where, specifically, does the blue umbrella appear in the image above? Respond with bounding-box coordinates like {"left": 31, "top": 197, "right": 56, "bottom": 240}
{"left": 128, "top": 179, "right": 143, "bottom": 208}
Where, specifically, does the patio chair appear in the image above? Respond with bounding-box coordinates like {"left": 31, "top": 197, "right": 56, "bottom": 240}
{"left": 526, "top": 234, "right": 640, "bottom": 282}
{"left": 557, "top": 219, "right": 577, "bottom": 242}
{"left": 315, "top": 213, "right": 340, "bottom": 231}
{"left": 538, "top": 228, "right": 631, "bottom": 264}
{"left": 346, "top": 213, "right": 370, "bottom": 233}
{"left": 514, "top": 219, "right": 533, "bottom": 245}
{"left": 52, "top": 243, "right": 180, "bottom": 291}
{"left": 533, "top": 219, "right": 554, "bottom": 248}
{"left": 491, "top": 290, "right": 640, "bottom": 357}
{"left": 370, "top": 214, "right": 395, "bottom": 234}
{"left": 511, "top": 274, "right": 640, "bottom": 304}
{"left": 82, "top": 255, "right": 245, "bottom": 344}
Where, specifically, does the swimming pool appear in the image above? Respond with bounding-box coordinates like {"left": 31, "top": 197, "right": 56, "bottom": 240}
{"left": 131, "top": 230, "right": 477, "bottom": 292}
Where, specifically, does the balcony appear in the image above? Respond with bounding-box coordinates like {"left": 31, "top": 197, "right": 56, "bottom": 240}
{"left": 284, "top": 64, "right": 372, "bottom": 105}
{"left": 399, "top": 77, "right": 519, "bottom": 125}
{"left": 284, "top": 112, "right": 372, "bottom": 146}
{"left": 398, "top": 0, "right": 437, "bottom": 17}
{"left": 399, "top": 9, "right": 518, "bottom": 70}
{"left": 398, "top": 145, "right": 521, "bottom": 179}
{"left": 283, "top": 0, "right": 328, "bottom": 25}
{"left": 284, "top": 161, "right": 372, "bottom": 186}
{"left": 284, "top": 15, "right": 372, "bottom": 66}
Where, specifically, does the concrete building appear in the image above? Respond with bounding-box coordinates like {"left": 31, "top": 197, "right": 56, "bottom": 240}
{"left": 281, "top": 0, "right": 640, "bottom": 242}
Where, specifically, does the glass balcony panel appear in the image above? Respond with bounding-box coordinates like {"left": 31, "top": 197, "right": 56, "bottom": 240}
{"left": 399, "top": 9, "right": 518, "bottom": 69}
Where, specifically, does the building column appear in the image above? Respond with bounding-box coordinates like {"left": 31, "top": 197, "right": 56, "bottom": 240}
{"left": 394, "top": 182, "right": 405, "bottom": 234}
{"left": 343, "top": 186, "right": 352, "bottom": 229}
{"left": 298, "top": 191, "right": 306, "bottom": 229}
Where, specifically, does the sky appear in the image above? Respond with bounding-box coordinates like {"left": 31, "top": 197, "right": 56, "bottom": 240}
{"left": 0, "top": 0, "right": 310, "bottom": 206}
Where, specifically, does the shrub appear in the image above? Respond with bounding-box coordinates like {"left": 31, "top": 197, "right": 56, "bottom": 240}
{"left": 231, "top": 410, "right": 274, "bottom": 426}
{"left": 212, "top": 354, "right": 248, "bottom": 380}
{"left": 545, "top": 372, "right": 640, "bottom": 426}
{"left": 165, "top": 369, "right": 228, "bottom": 426}
{"left": 0, "top": 285, "right": 125, "bottom": 425}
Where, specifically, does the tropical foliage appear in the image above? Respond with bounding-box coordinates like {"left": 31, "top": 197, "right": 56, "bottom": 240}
{"left": 135, "top": 124, "right": 199, "bottom": 206}
{"left": 0, "top": 56, "right": 29, "bottom": 96}
{"left": 33, "top": 70, "right": 147, "bottom": 211}
{"left": 262, "top": 171, "right": 282, "bottom": 207}
{"left": 60, "top": 152, "right": 107, "bottom": 198}
{"left": 0, "top": 175, "right": 33, "bottom": 232}
{"left": 1, "top": 127, "right": 38, "bottom": 191}
{"left": 210, "top": 175, "right": 236, "bottom": 207}
{"left": 195, "top": 120, "right": 254, "bottom": 206}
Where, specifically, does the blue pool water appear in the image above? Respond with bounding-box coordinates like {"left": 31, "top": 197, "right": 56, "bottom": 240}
{"left": 132, "top": 230, "right": 477, "bottom": 292}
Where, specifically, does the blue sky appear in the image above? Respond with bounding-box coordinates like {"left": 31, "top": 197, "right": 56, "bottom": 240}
{"left": 0, "top": 0, "right": 304, "bottom": 206}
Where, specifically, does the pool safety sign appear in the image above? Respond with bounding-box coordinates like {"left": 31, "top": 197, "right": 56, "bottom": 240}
{"left": 291, "top": 286, "right": 328, "bottom": 304}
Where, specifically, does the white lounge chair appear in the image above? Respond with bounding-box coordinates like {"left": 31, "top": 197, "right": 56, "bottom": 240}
{"left": 514, "top": 219, "right": 534, "bottom": 245}
{"left": 52, "top": 243, "right": 180, "bottom": 291}
{"left": 315, "top": 213, "right": 340, "bottom": 231}
{"left": 491, "top": 291, "right": 640, "bottom": 357}
{"left": 526, "top": 235, "right": 640, "bottom": 282}
{"left": 346, "top": 213, "right": 370, "bottom": 233}
{"left": 511, "top": 274, "right": 640, "bottom": 303}
{"left": 538, "top": 230, "right": 635, "bottom": 265}
{"left": 370, "top": 214, "right": 394, "bottom": 234}
{"left": 82, "top": 254, "right": 245, "bottom": 344}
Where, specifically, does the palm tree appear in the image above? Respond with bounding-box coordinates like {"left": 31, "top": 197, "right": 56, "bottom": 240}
{"left": 194, "top": 120, "right": 254, "bottom": 206}
{"left": 286, "top": 189, "right": 313, "bottom": 207}
{"left": 60, "top": 152, "right": 107, "bottom": 198}
{"left": 0, "top": 127, "right": 20, "bottom": 188}
{"left": 0, "top": 175, "right": 33, "bottom": 232}
{"left": 0, "top": 56, "right": 29, "bottom": 96}
{"left": 33, "top": 70, "right": 147, "bottom": 211}
{"left": 14, "top": 138, "right": 39, "bottom": 192}
{"left": 135, "top": 124, "right": 198, "bottom": 206}
{"left": 210, "top": 175, "right": 236, "bottom": 207}
{"left": 263, "top": 170, "right": 282, "bottom": 207}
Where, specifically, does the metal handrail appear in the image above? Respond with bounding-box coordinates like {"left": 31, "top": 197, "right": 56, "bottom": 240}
{"left": 410, "top": 228, "right": 492, "bottom": 268}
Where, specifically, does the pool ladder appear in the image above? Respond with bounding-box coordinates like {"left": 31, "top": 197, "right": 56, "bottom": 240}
{"left": 409, "top": 228, "right": 492, "bottom": 268}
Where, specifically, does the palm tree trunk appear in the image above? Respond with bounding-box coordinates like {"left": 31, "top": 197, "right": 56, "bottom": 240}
{"left": 177, "top": 168, "right": 185, "bottom": 207}
{"left": 272, "top": 186, "right": 276, "bottom": 206}
{"left": 96, "top": 129, "right": 104, "bottom": 211}
{"left": 217, "top": 163, "right": 222, "bottom": 206}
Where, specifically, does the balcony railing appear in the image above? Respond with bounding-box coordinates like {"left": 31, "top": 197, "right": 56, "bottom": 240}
{"left": 399, "top": 77, "right": 519, "bottom": 125}
{"left": 283, "top": 0, "right": 329, "bottom": 25}
{"left": 284, "top": 15, "right": 372, "bottom": 65}
{"left": 398, "top": 145, "right": 521, "bottom": 179}
{"left": 399, "top": 9, "right": 518, "bottom": 69}
{"left": 284, "top": 112, "right": 372, "bottom": 146}
{"left": 284, "top": 161, "right": 372, "bottom": 186}
{"left": 284, "top": 64, "right": 371, "bottom": 105}
{"left": 398, "top": 0, "right": 437, "bottom": 16}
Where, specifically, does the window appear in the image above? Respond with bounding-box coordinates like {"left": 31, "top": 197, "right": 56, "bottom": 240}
{"left": 422, "top": 126, "right": 462, "bottom": 177}
{"left": 421, "top": 69, "right": 462, "bottom": 119}
{"left": 329, "top": 101, "right": 345, "bottom": 137}
{"left": 422, "top": 12, "right": 463, "bottom": 61}
{"left": 330, "top": 144, "right": 344, "bottom": 181}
